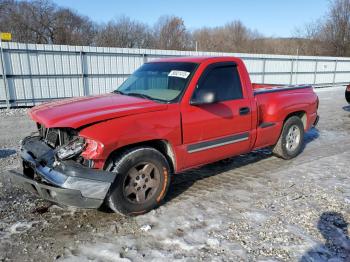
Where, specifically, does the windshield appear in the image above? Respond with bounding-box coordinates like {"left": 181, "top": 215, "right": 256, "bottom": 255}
{"left": 115, "top": 62, "right": 197, "bottom": 102}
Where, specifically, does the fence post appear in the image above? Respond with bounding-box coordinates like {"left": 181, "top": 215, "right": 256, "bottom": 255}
{"left": 313, "top": 59, "right": 318, "bottom": 85}
{"left": 290, "top": 58, "right": 294, "bottom": 85}
{"left": 80, "top": 50, "right": 88, "bottom": 96}
{"left": 295, "top": 53, "right": 299, "bottom": 85}
{"left": 143, "top": 53, "right": 148, "bottom": 63}
{"left": 26, "top": 43, "right": 35, "bottom": 105}
{"left": 332, "top": 59, "right": 338, "bottom": 86}
{"left": 0, "top": 39, "right": 10, "bottom": 108}
{"left": 262, "top": 58, "right": 266, "bottom": 84}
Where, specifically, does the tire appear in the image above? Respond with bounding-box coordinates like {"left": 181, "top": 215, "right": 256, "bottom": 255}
{"left": 345, "top": 90, "right": 350, "bottom": 103}
{"left": 105, "top": 147, "right": 171, "bottom": 216}
{"left": 272, "top": 116, "right": 305, "bottom": 160}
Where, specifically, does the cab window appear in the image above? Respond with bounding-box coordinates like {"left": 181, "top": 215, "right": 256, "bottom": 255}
{"left": 193, "top": 64, "right": 243, "bottom": 102}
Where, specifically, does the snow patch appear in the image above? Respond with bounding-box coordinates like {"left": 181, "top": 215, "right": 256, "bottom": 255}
{"left": 63, "top": 243, "right": 131, "bottom": 262}
{"left": 140, "top": 224, "right": 152, "bottom": 232}
{"left": 9, "top": 221, "right": 33, "bottom": 234}
{"left": 0, "top": 221, "right": 39, "bottom": 241}
{"left": 314, "top": 85, "right": 345, "bottom": 93}
{"left": 206, "top": 238, "right": 220, "bottom": 248}
{"left": 244, "top": 211, "right": 269, "bottom": 224}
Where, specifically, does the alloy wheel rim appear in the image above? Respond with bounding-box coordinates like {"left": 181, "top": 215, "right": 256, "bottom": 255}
{"left": 286, "top": 124, "right": 301, "bottom": 152}
{"left": 123, "top": 162, "right": 160, "bottom": 204}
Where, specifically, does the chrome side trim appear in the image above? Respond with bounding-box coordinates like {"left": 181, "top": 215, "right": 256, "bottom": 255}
{"left": 187, "top": 133, "right": 249, "bottom": 153}
{"left": 259, "top": 122, "right": 276, "bottom": 128}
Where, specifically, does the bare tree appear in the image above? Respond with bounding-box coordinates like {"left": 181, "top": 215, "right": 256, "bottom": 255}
{"left": 222, "top": 21, "right": 252, "bottom": 52}
{"left": 296, "top": 0, "right": 350, "bottom": 56}
{"left": 0, "top": 0, "right": 55, "bottom": 43}
{"left": 192, "top": 27, "right": 216, "bottom": 51}
{"left": 95, "top": 16, "right": 154, "bottom": 48}
{"left": 323, "top": 0, "right": 350, "bottom": 56}
{"left": 5, "top": 0, "right": 350, "bottom": 57}
{"left": 0, "top": 0, "right": 95, "bottom": 45}
{"left": 51, "top": 8, "right": 96, "bottom": 46}
{"left": 154, "top": 16, "right": 191, "bottom": 50}
{"left": 193, "top": 20, "right": 263, "bottom": 53}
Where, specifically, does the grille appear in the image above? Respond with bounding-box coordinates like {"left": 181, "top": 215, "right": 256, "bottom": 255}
{"left": 37, "top": 123, "right": 47, "bottom": 138}
{"left": 46, "top": 129, "right": 59, "bottom": 147}
{"left": 37, "top": 124, "right": 78, "bottom": 148}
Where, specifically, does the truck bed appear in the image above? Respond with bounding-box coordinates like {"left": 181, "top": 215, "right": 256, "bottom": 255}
{"left": 252, "top": 83, "right": 312, "bottom": 95}
{"left": 252, "top": 83, "right": 318, "bottom": 150}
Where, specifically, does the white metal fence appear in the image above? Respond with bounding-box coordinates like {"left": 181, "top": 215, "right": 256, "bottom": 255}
{"left": 1, "top": 41, "right": 350, "bottom": 108}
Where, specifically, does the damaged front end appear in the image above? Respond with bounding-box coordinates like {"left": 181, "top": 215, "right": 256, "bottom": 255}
{"left": 9, "top": 124, "right": 115, "bottom": 209}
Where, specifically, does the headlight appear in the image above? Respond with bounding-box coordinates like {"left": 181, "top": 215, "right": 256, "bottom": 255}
{"left": 56, "top": 137, "right": 85, "bottom": 160}
{"left": 81, "top": 138, "right": 104, "bottom": 159}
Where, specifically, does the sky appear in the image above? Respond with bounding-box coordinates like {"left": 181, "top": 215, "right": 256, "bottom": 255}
{"left": 53, "top": 0, "right": 330, "bottom": 37}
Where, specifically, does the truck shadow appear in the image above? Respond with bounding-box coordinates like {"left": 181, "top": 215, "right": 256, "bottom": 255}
{"left": 165, "top": 128, "right": 320, "bottom": 204}
{"left": 342, "top": 105, "right": 350, "bottom": 112}
{"left": 302, "top": 127, "right": 320, "bottom": 150}
{"left": 165, "top": 149, "right": 271, "bottom": 203}
{"left": 299, "top": 211, "right": 350, "bottom": 261}
{"left": 0, "top": 149, "right": 17, "bottom": 159}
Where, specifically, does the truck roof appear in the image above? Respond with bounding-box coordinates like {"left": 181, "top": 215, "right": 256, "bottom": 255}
{"left": 150, "top": 56, "right": 240, "bottom": 64}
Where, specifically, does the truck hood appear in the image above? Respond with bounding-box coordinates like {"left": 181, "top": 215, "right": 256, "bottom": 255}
{"left": 29, "top": 93, "right": 168, "bottom": 128}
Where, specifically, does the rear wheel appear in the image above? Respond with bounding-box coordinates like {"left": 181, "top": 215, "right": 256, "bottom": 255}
{"left": 105, "top": 147, "right": 171, "bottom": 216}
{"left": 345, "top": 89, "right": 350, "bottom": 103}
{"left": 273, "top": 116, "right": 304, "bottom": 160}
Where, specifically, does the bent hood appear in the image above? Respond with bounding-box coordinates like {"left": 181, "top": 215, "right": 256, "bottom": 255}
{"left": 29, "top": 93, "right": 168, "bottom": 128}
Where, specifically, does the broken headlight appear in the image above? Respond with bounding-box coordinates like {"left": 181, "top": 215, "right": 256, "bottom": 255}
{"left": 56, "top": 137, "right": 85, "bottom": 160}
{"left": 80, "top": 138, "right": 104, "bottom": 159}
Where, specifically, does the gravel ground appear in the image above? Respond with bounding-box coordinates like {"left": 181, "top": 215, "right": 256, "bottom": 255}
{"left": 0, "top": 86, "right": 349, "bottom": 261}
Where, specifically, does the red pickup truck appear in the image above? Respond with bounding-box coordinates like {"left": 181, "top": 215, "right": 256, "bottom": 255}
{"left": 11, "top": 56, "right": 319, "bottom": 215}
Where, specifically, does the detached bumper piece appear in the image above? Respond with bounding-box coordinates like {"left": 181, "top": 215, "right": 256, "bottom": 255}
{"left": 9, "top": 136, "right": 115, "bottom": 209}
{"left": 9, "top": 170, "right": 104, "bottom": 208}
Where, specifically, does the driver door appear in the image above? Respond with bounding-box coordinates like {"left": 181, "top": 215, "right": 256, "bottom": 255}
{"left": 181, "top": 62, "right": 252, "bottom": 168}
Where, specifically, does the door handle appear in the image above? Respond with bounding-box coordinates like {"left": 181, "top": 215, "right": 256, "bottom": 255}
{"left": 239, "top": 107, "right": 250, "bottom": 115}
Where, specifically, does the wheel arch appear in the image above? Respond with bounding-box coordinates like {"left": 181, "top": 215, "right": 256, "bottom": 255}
{"left": 272, "top": 112, "right": 306, "bottom": 160}
{"left": 272, "top": 110, "right": 307, "bottom": 146}
{"left": 104, "top": 139, "right": 176, "bottom": 173}
{"left": 284, "top": 110, "right": 307, "bottom": 129}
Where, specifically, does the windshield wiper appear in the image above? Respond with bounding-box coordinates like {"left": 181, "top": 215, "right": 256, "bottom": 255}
{"left": 127, "top": 92, "right": 167, "bottom": 103}
{"left": 112, "top": 90, "right": 125, "bottom": 95}
{"left": 112, "top": 90, "right": 150, "bottom": 99}
{"left": 126, "top": 92, "right": 154, "bottom": 100}
{"left": 112, "top": 90, "right": 166, "bottom": 103}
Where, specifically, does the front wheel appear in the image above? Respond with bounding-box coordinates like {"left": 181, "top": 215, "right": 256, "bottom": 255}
{"left": 105, "top": 147, "right": 171, "bottom": 216}
{"left": 272, "top": 116, "right": 305, "bottom": 160}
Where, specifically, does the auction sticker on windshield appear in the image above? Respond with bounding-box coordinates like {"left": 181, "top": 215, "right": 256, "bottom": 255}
{"left": 168, "top": 70, "right": 190, "bottom": 79}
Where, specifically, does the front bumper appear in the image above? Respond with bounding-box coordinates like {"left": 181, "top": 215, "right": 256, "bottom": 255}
{"left": 9, "top": 136, "right": 115, "bottom": 209}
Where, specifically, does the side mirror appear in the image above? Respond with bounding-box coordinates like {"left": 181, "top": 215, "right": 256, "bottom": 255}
{"left": 190, "top": 89, "right": 217, "bottom": 105}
